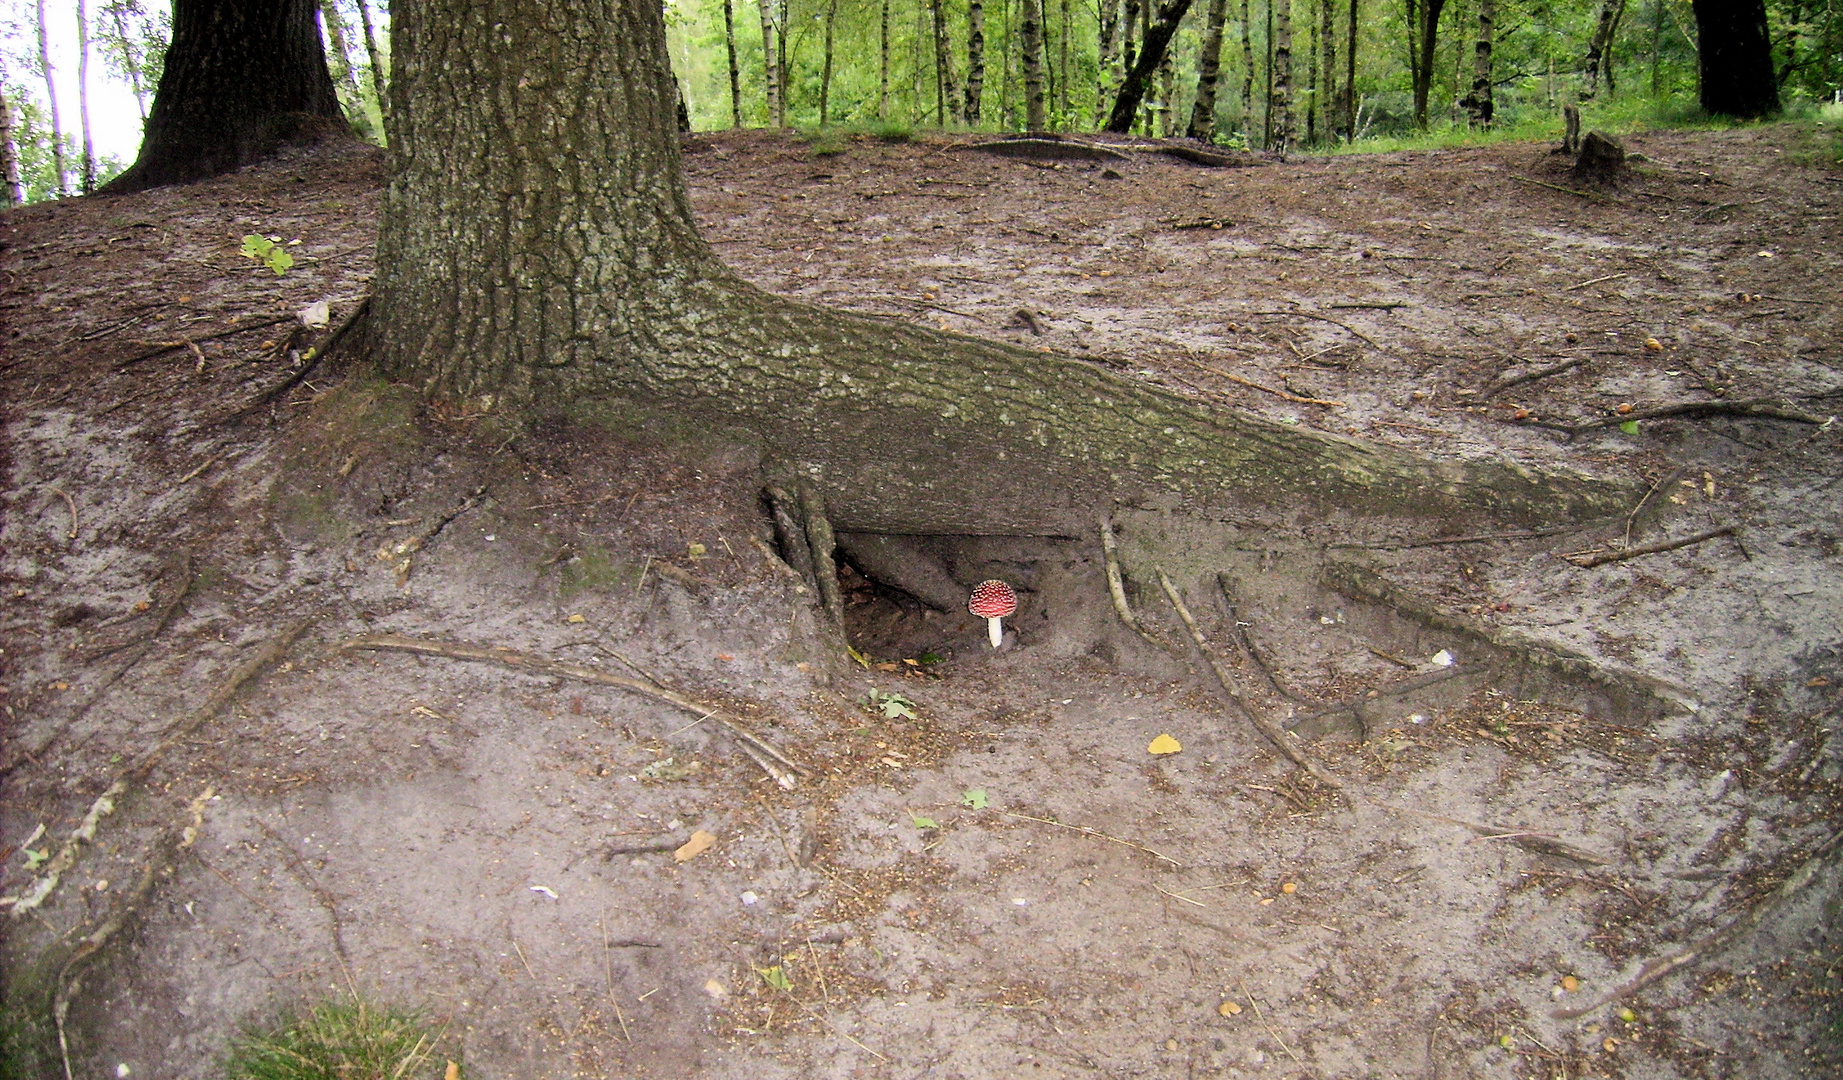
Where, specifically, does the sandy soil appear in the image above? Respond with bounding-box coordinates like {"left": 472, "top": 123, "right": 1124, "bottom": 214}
{"left": 1, "top": 124, "right": 1840, "bottom": 1079}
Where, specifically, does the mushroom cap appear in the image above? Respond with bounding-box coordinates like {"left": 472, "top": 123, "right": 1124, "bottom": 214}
{"left": 967, "top": 579, "right": 1018, "bottom": 619}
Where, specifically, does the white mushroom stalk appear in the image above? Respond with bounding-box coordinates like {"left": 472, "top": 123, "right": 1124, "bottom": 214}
{"left": 967, "top": 580, "right": 1018, "bottom": 649}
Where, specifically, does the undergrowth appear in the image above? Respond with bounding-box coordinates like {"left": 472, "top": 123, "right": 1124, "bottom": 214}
{"left": 220, "top": 996, "right": 453, "bottom": 1080}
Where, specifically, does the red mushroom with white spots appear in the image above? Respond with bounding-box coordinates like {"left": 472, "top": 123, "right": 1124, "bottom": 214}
{"left": 968, "top": 580, "right": 1018, "bottom": 649}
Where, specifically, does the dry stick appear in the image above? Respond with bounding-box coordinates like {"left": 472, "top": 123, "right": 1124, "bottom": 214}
{"left": 47, "top": 488, "right": 78, "bottom": 540}
{"left": 115, "top": 312, "right": 300, "bottom": 368}
{"left": 1175, "top": 355, "right": 1346, "bottom": 407}
{"left": 218, "top": 297, "right": 372, "bottom": 423}
{"left": 1567, "top": 525, "right": 1736, "bottom": 569}
{"left": 1381, "top": 804, "right": 1611, "bottom": 866}
{"left": 600, "top": 914, "right": 634, "bottom": 1044}
{"left": 998, "top": 811, "right": 1184, "bottom": 868}
{"left": 6, "top": 621, "right": 309, "bottom": 918}
{"left": 1554, "top": 827, "right": 1843, "bottom": 1020}
{"left": 1216, "top": 574, "right": 1318, "bottom": 705}
{"left": 1568, "top": 398, "right": 1828, "bottom": 433}
{"left": 341, "top": 634, "right": 804, "bottom": 789}
{"left": 1565, "top": 272, "right": 1629, "bottom": 291}
{"left": 1098, "top": 517, "right": 1171, "bottom": 652}
{"left": 1478, "top": 356, "right": 1586, "bottom": 399}
{"left": 1239, "top": 978, "right": 1304, "bottom": 1066}
{"left": 1621, "top": 465, "right": 1689, "bottom": 552}
{"left": 1249, "top": 309, "right": 1383, "bottom": 349}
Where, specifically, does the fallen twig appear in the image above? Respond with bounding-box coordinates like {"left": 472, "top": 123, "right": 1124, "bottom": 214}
{"left": 1381, "top": 803, "right": 1612, "bottom": 866}
{"left": 1239, "top": 979, "right": 1304, "bottom": 1066}
{"left": 1569, "top": 398, "right": 1828, "bottom": 433}
{"left": 1553, "top": 828, "right": 1843, "bottom": 1019}
{"left": 216, "top": 297, "right": 372, "bottom": 424}
{"left": 1250, "top": 309, "right": 1384, "bottom": 350}
{"left": 1328, "top": 301, "right": 1408, "bottom": 310}
{"left": 376, "top": 485, "right": 486, "bottom": 585}
{"left": 1510, "top": 174, "right": 1602, "bottom": 200}
{"left": 1158, "top": 569, "right": 1345, "bottom": 790}
{"left": 999, "top": 811, "right": 1183, "bottom": 867}
{"left": 116, "top": 313, "right": 300, "bottom": 368}
{"left": 46, "top": 488, "right": 78, "bottom": 540}
{"left": 1098, "top": 517, "right": 1172, "bottom": 652}
{"left": 1478, "top": 356, "right": 1585, "bottom": 399}
{"left": 1216, "top": 574, "right": 1318, "bottom": 705}
{"left": 1565, "top": 272, "right": 1629, "bottom": 291}
{"left": 340, "top": 634, "right": 805, "bottom": 789}
{"left": 1175, "top": 355, "right": 1345, "bottom": 407}
{"left": 1565, "top": 525, "right": 1736, "bottom": 569}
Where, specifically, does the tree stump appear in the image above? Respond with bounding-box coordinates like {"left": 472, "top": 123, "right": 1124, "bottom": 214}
{"left": 1572, "top": 130, "right": 1626, "bottom": 184}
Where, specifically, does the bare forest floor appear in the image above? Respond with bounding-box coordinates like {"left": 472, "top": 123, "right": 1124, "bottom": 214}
{"left": 2, "top": 123, "right": 1841, "bottom": 1080}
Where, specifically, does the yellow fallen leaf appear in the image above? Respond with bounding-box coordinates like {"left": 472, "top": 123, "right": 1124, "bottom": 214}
{"left": 1603, "top": 1037, "right": 1619, "bottom": 1052}
{"left": 445, "top": 1062, "right": 459, "bottom": 1080}
{"left": 1643, "top": 337, "right": 1664, "bottom": 352}
{"left": 1560, "top": 975, "right": 1579, "bottom": 992}
{"left": 1147, "top": 733, "right": 1182, "bottom": 755}
{"left": 674, "top": 829, "right": 716, "bottom": 862}
{"left": 1618, "top": 1007, "right": 1637, "bottom": 1022}
{"left": 1218, "top": 1000, "right": 1242, "bottom": 1016}
{"left": 1281, "top": 881, "right": 1297, "bottom": 894}
{"left": 566, "top": 613, "right": 586, "bottom": 623}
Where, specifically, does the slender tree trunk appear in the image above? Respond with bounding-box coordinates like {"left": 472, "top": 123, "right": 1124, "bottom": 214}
{"left": 35, "top": 0, "right": 68, "bottom": 197}
{"left": 1057, "top": 0, "right": 1071, "bottom": 123}
{"left": 77, "top": 0, "right": 97, "bottom": 193}
{"left": 821, "top": 0, "right": 838, "bottom": 124}
{"left": 1187, "top": 0, "right": 1231, "bottom": 139}
{"left": 1264, "top": 0, "right": 1274, "bottom": 144}
{"left": 1241, "top": 0, "right": 1255, "bottom": 132}
{"left": 1320, "top": 0, "right": 1335, "bottom": 141}
{"left": 724, "top": 0, "right": 743, "bottom": 126}
{"left": 1693, "top": 0, "right": 1779, "bottom": 115}
{"left": 967, "top": 0, "right": 988, "bottom": 122}
{"left": 105, "top": 5, "right": 150, "bottom": 120}
{"left": 1272, "top": 0, "right": 1293, "bottom": 151}
{"left": 319, "top": 0, "right": 361, "bottom": 103}
{"left": 1021, "top": 0, "right": 1049, "bottom": 128}
{"left": 759, "top": 0, "right": 783, "bottom": 127}
{"left": 1408, "top": 0, "right": 1447, "bottom": 127}
{"left": 1305, "top": 0, "right": 1318, "bottom": 142}
{"left": 355, "top": 0, "right": 389, "bottom": 123}
{"left": 880, "top": 0, "right": 891, "bottom": 118}
{"left": 1104, "top": 0, "right": 1195, "bottom": 130}
{"left": 1138, "top": 0, "right": 1154, "bottom": 128}
{"left": 932, "top": 0, "right": 960, "bottom": 124}
{"left": 104, "top": 0, "right": 346, "bottom": 194}
{"left": 1582, "top": 0, "right": 1627, "bottom": 99}
{"left": 1098, "top": 0, "right": 1121, "bottom": 117}
{"left": 1, "top": 93, "right": 23, "bottom": 206}
{"left": 1349, "top": 0, "right": 1363, "bottom": 136}
{"left": 1461, "top": 0, "right": 1494, "bottom": 125}
{"left": 1123, "top": 0, "right": 1141, "bottom": 74}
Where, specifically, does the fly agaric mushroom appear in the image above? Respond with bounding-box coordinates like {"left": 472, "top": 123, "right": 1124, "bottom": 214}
{"left": 968, "top": 580, "right": 1018, "bottom": 648}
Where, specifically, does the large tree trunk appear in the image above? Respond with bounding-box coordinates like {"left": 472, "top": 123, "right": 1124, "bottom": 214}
{"left": 1461, "top": 0, "right": 1495, "bottom": 125}
{"left": 931, "top": 0, "right": 960, "bottom": 125}
{"left": 103, "top": 0, "right": 345, "bottom": 194}
{"left": 373, "top": 0, "right": 1626, "bottom": 540}
{"left": 1104, "top": 0, "right": 1194, "bottom": 131}
{"left": 1021, "top": 0, "right": 1050, "bottom": 129}
{"left": 1186, "top": 0, "right": 1232, "bottom": 139}
{"left": 966, "top": 0, "right": 988, "bottom": 123}
{"left": 1693, "top": 0, "right": 1780, "bottom": 116}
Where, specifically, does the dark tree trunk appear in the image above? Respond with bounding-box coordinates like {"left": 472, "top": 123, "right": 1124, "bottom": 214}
{"left": 821, "top": 0, "right": 838, "bottom": 125}
{"left": 1098, "top": 0, "right": 1122, "bottom": 117}
{"left": 1407, "top": 0, "right": 1447, "bottom": 128}
{"left": 1320, "top": 0, "right": 1335, "bottom": 141}
{"left": 373, "top": 0, "right": 1627, "bottom": 541}
{"left": 932, "top": 0, "right": 960, "bottom": 124}
{"left": 1187, "top": 0, "right": 1231, "bottom": 139}
{"left": 1582, "top": 0, "right": 1628, "bottom": 99}
{"left": 966, "top": 0, "right": 988, "bottom": 123}
{"left": 1241, "top": 0, "right": 1255, "bottom": 132}
{"left": 1105, "top": 0, "right": 1194, "bottom": 131}
{"left": 724, "top": 0, "right": 743, "bottom": 127}
{"left": 1343, "top": 0, "right": 1357, "bottom": 139}
{"left": 1461, "top": 0, "right": 1494, "bottom": 125}
{"left": 1694, "top": 0, "right": 1780, "bottom": 116}
{"left": 104, "top": 0, "right": 346, "bottom": 194}
{"left": 1021, "top": 0, "right": 1049, "bottom": 129}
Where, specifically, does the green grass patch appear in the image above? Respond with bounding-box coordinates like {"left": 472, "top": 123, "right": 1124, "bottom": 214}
{"left": 221, "top": 995, "right": 453, "bottom": 1080}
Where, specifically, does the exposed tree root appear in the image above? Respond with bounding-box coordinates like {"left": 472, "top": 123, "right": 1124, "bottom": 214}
{"left": 1565, "top": 525, "right": 1738, "bottom": 568}
{"left": 1567, "top": 397, "right": 1829, "bottom": 434}
{"left": 1477, "top": 356, "right": 1586, "bottom": 399}
{"left": 338, "top": 634, "right": 806, "bottom": 789}
{"left": 1551, "top": 827, "right": 1843, "bottom": 1019}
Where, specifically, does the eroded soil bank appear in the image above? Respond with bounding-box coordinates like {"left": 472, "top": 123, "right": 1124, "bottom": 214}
{"left": 2, "top": 125, "right": 1840, "bottom": 1079}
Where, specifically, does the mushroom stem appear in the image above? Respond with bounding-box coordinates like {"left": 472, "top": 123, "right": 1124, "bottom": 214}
{"left": 986, "top": 616, "right": 1004, "bottom": 648}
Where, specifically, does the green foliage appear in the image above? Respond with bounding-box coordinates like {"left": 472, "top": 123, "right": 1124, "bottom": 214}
{"left": 757, "top": 965, "right": 794, "bottom": 991}
{"left": 961, "top": 787, "right": 988, "bottom": 808}
{"left": 866, "top": 689, "right": 918, "bottom": 719}
{"left": 240, "top": 235, "right": 296, "bottom": 276}
{"left": 220, "top": 995, "right": 451, "bottom": 1080}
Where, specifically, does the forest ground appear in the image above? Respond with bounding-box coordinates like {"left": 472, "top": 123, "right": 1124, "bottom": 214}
{"left": 1, "top": 122, "right": 1840, "bottom": 1079}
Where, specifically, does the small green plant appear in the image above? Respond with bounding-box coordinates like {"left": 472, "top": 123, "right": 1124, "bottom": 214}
{"left": 865, "top": 689, "right": 917, "bottom": 720}
{"left": 220, "top": 995, "right": 451, "bottom": 1080}
{"left": 239, "top": 234, "right": 295, "bottom": 276}
{"left": 867, "top": 119, "right": 914, "bottom": 142}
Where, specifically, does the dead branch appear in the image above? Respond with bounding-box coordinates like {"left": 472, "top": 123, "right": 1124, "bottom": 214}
{"left": 999, "top": 811, "right": 1183, "bottom": 867}
{"left": 1565, "top": 525, "right": 1736, "bottom": 569}
{"left": 1552, "top": 827, "right": 1843, "bottom": 1019}
{"left": 216, "top": 297, "right": 372, "bottom": 424}
{"left": 115, "top": 313, "right": 302, "bottom": 369}
{"left": 375, "top": 486, "right": 486, "bottom": 585}
{"left": 1157, "top": 569, "right": 1345, "bottom": 790}
{"left": 1478, "top": 357, "right": 1586, "bottom": 399}
{"left": 1380, "top": 804, "right": 1613, "bottom": 866}
{"left": 1509, "top": 174, "right": 1603, "bottom": 201}
{"left": 339, "top": 634, "right": 805, "bottom": 789}
{"left": 1328, "top": 301, "right": 1408, "bottom": 310}
{"left": 5, "top": 622, "right": 308, "bottom": 918}
{"left": 1569, "top": 398, "right": 1828, "bottom": 433}
{"left": 1216, "top": 574, "right": 1319, "bottom": 705}
{"left": 1098, "top": 518, "right": 1172, "bottom": 652}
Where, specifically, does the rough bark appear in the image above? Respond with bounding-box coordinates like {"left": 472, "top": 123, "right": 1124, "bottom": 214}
{"left": 1187, "top": 0, "right": 1232, "bottom": 139}
{"left": 1461, "top": 0, "right": 1495, "bottom": 125}
{"left": 103, "top": 0, "right": 346, "bottom": 194}
{"left": 373, "top": 0, "right": 1629, "bottom": 541}
{"left": 1105, "top": 0, "right": 1195, "bottom": 131}
{"left": 1241, "top": 0, "right": 1255, "bottom": 132}
{"left": 1408, "top": 0, "right": 1448, "bottom": 128}
{"left": 1582, "top": 0, "right": 1627, "bottom": 99}
{"left": 1021, "top": 0, "right": 1050, "bottom": 129}
{"left": 35, "top": 0, "right": 68, "bottom": 197}
{"left": 966, "top": 0, "right": 988, "bottom": 123}
{"left": 1693, "top": 0, "right": 1780, "bottom": 117}
{"left": 724, "top": 0, "right": 743, "bottom": 126}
